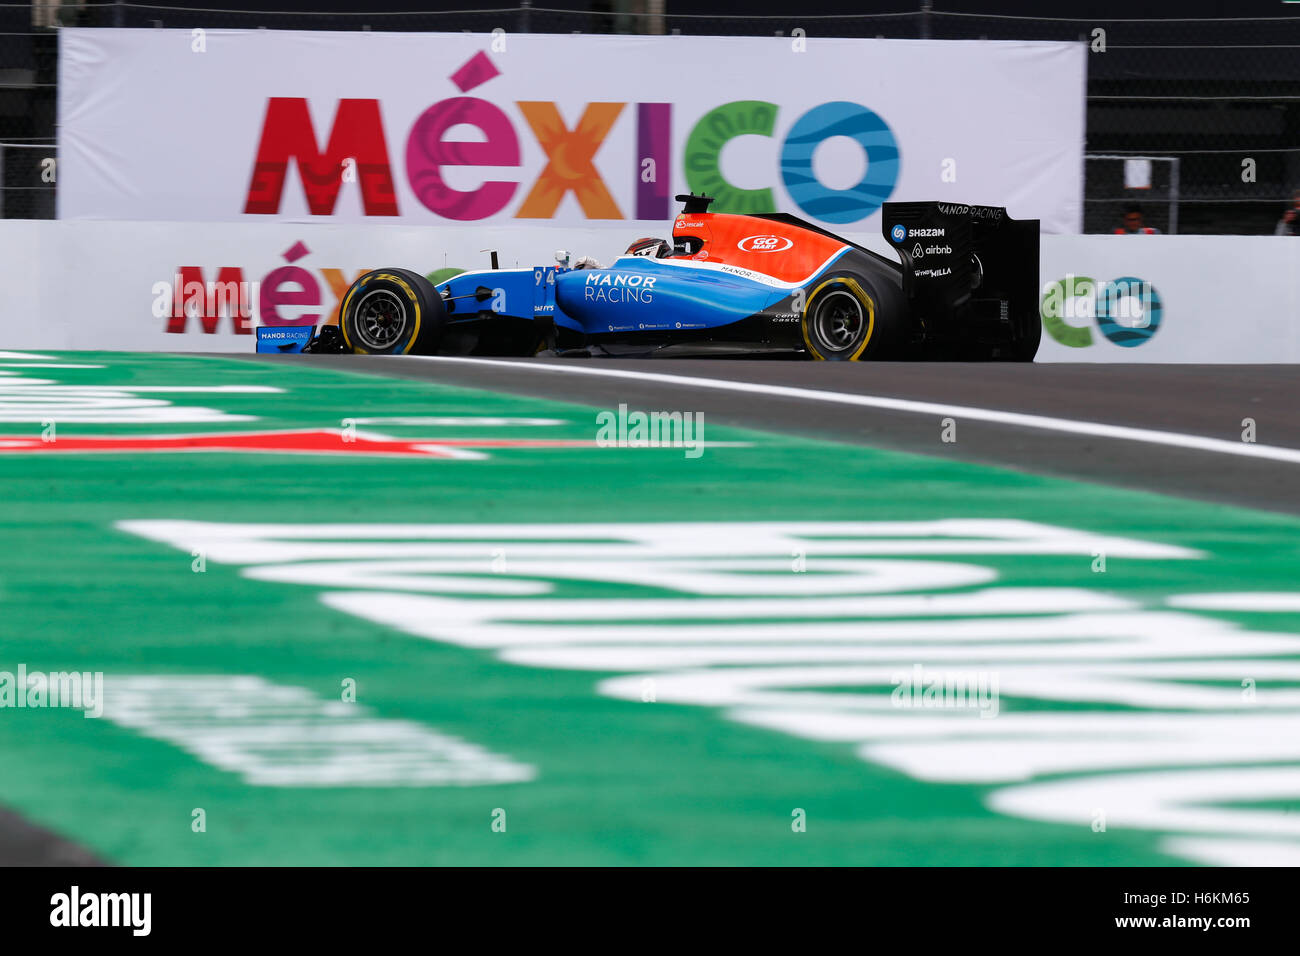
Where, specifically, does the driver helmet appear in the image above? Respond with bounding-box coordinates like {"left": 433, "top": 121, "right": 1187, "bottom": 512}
{"left": 624, "top": 237, "right": 673, "bottom": 258}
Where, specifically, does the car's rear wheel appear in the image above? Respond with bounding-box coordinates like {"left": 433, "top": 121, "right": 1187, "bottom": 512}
{"left": 339, "top": 269, "right": 446, "bottom": 355}
{"left": 801, "top": 273, "right": 903, "bottom": 361}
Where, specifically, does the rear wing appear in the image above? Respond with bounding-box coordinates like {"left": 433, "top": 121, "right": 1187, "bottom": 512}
{"left": 882, "top": 202, "right": 1039, "bottom": 334}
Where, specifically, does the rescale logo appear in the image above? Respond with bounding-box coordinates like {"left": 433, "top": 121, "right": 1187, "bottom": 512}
{"left": 738, "top": 235, "right": 794, "bottom": 252}
{"left": 244, "top": 50, "right": 901, "bottom": 226}
{"left": 1041, "top": 274, "right": 1163, "bottom": 348}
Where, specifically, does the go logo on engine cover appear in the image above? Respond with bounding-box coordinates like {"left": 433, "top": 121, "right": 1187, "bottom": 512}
{"left": 738, "top": 235, "right": 794, "bottom": 252}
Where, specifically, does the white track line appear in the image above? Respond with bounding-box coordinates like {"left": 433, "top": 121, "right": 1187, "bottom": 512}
{"left": 123, "top": 386, "right": 284, "bottom": 393}
{"left": 407, "top": 356, "right": 1300, "bottom": 466}
{"left": 1168, "top": 593, "right": 1300, "bottom": 612}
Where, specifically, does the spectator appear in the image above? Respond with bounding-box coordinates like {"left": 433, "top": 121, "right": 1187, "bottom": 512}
{"left": 1115, "top": 203, "right": 1160, "bottom": 235}
{"left": 1275, "top": 189, "right": 1300, "bottom": 236}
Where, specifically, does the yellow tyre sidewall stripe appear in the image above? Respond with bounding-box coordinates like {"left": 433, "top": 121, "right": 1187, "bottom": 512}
{"left": 801, "top": 277, "right": 876, "bottom": 362}
{"left": 340, "top": 272, "right": 423, "bottom": 355}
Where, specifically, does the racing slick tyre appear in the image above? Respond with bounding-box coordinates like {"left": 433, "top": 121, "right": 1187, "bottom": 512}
{"left": 800, "top": 272, "right": 904, "bottom": 361}
{"left": 339, "top": 269, "right": 446, "bottom": 355}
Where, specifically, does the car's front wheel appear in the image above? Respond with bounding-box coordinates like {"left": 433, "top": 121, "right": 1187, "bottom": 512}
{"left": 339, "top": 269, "right": 446, "bottom": 355}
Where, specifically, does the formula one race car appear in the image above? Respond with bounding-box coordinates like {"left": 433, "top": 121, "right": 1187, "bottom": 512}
{"left": 285, "top": 194, "right": 1040, "bottom": 361}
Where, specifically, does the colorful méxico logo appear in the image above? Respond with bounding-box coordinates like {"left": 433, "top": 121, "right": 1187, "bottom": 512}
{"left": 1040, "top": 274, "right": 1164, "bottom": 348}
{"left": 244, "top": 50, "right": 901, "bottom": 226}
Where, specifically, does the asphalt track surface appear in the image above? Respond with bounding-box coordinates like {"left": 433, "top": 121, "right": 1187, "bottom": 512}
{"left": 0, "top": 808, "right": 105, "bottom": 867}
{"left": 250, "top": 356, "right": 1300, "bottom": 516}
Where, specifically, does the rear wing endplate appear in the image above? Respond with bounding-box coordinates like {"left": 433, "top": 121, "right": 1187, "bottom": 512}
{"left": 882, "top": 201, "right": 1039, "bottom": 330}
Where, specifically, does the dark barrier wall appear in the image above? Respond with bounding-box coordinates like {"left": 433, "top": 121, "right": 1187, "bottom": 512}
{"left": 104, "top": 0, "right": 1300, "bottom": 15}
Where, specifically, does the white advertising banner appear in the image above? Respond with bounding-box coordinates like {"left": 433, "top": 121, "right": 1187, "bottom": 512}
{"left": 2, "top": 221, "right": 1295, "bottom": 361}
{"left": 0, "top": 220, "right": 642, "bottom": 351}
{"left": 57, "top": 28, "right": 1086, "bottom": 234}
{"left": 1036, "top": 235, "right": 1300, "bottom": 363}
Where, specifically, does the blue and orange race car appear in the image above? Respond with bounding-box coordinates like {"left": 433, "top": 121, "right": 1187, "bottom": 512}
{"left": 278, "top": 194, "right": 1041, "bottom": 361}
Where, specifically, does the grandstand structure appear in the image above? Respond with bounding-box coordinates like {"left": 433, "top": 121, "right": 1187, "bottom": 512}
{"left": 2, "top": 0, "right": 1297, "bottom": 232}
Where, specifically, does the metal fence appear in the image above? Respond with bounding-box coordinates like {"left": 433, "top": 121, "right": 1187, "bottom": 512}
{"left": 2, "top": 2, "right": 1298, "bottom": 232}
